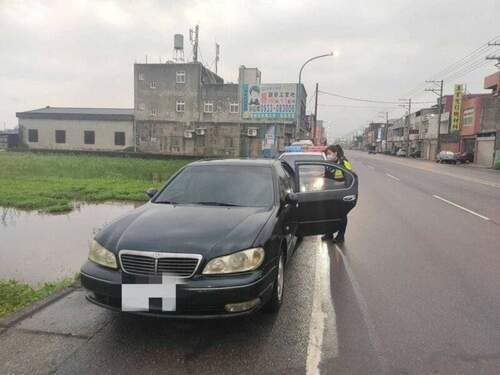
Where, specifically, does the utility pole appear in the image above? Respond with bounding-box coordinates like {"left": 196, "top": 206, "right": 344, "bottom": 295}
{"left": 425, "top": 80, "right": 444, "bottom": 157}
{"left": 399, "top": 98, "right": 412, "bottom": 155}
{"left": 215, "top": 43, "right": 220, "bottom": 74}
{"left": 313, "top": 83, "right": 319, "bottom": 144}
{"left": 189, "top": 25, "right": 199, "bottom": 62}
{"left": 486, "top": 42, "right": 500, "bottom": 68}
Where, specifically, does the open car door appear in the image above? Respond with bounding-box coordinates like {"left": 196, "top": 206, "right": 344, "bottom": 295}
{"left": 289, "top": 161, "right": 358, "bottom": 237}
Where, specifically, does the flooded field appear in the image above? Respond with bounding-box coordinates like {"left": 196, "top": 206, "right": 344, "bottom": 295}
{"left": 0, "top": 202, "right": 138, "bottom": 285}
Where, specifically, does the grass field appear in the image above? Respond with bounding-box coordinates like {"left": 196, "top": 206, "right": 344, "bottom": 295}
{"left": 0, "top": 152, "right": 191, "bottom": 212}
{"left": 0, "top": 278, "right": 74, "bottom": 320}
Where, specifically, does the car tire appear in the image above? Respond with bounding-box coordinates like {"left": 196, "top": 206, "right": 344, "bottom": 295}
{"left": 262, "top": 251, "right": 285, "bottom": 314}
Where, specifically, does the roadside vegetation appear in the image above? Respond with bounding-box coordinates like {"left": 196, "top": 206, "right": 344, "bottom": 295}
{"left": 0, "top": 278, "right": 75, "bottom": 320}
{"left": 0, "top": 152, "right": 192, "bottom": 213}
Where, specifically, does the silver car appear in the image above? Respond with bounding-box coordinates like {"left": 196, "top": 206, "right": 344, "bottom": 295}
{"left": 436, "top": 151, "right": 457, "bottom": 164}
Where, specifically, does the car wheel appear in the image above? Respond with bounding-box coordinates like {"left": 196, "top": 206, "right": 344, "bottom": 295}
{"left": 262, "top": 250, "right": 285, "bottom": 313}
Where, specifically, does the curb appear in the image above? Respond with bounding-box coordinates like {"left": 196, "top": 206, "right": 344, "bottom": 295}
{"left": 0, "top": 286, "right": 80, "bottom": 330}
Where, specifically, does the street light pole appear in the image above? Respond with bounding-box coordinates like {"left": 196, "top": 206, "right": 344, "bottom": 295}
{"left": 425, "top": 80, "right": 444, "bottom": 158}
{"left": 296, "top": 52, "right": 333, "bottom": 137}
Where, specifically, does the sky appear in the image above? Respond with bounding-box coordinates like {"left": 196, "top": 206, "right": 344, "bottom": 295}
{"left": 1, "top": 0, "right": 499, "bottom": 139}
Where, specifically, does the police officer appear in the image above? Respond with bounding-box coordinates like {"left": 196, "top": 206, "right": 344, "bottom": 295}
{"left": 322, "top": 144, "right": 352, "bottom": 243}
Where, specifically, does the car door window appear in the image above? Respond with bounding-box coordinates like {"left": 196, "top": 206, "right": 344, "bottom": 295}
{"left": 296, "top": 164, "right": 353, "bottom": 192}
{"left": 276, "top": 165, "right": 294, "bottom": 200}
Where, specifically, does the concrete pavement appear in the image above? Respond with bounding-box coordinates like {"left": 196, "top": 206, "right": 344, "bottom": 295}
{"left": 1, "top": 151, "right": 499, "bottom": 374}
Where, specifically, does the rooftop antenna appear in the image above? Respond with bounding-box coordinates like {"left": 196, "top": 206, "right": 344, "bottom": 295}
{"left": 173, "top": 34, "right": 185, "bottom": 62}
{"left": 215, "top": 43, "right": 220, "bottom": 74}
{"left": 189, "top": 25, "right": 199, "bottom": 62}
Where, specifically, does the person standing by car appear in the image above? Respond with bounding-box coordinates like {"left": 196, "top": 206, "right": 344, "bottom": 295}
{"left": 322, "top": 145, "right": 352, "bottom": 243}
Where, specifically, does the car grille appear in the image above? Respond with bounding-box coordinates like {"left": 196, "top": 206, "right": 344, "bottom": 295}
{"left": 119, "top": 251, "right": 201, "bottom": 278}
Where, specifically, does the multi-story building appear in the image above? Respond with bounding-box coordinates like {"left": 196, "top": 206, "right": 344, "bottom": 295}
{"left": 238, "top": 66, "right": 306, "bottom": 157}
{"left": 478, "top": 72, "right": 500, "bottom": 167}
{"left": 134, "top": 62, "right": 241, "bottom": 157}
{"left": 135, "top": 63, "right": 306, "bottom": 158}
{"left": 16, "top": 62, "right": 307, "bottom": 158}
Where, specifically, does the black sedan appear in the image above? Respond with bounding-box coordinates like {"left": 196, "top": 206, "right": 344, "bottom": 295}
{"left": 80, "top": 159, "right": 358, "bottom": 318}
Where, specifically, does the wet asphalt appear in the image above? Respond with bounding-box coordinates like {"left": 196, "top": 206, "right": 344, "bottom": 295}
{"left": 1, "top": 151, "right": 499, "bottom": 374}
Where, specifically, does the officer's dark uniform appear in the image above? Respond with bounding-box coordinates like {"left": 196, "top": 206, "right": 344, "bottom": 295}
{"left": 323, "top": 158, "right": 352, "bottom": 241}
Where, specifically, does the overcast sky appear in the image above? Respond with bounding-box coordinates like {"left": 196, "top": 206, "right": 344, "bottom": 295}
{"left": 1, "top": 0, "right": 499, "bottom": 138}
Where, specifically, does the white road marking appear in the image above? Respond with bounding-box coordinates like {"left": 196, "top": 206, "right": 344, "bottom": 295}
{"left": 359, "top": 153, "right": 500, "bottom": 189}
{"left": 306, "top": 240, "right": 338, "bottom": 375}
{"left": 432, "top": 195, "right": 490, "bottom": 221}
{"left": 366, "top": 165, "right": 375, "bottom": 170}
{"left": 386, "top": 173, "right": 400, "bottom": 181}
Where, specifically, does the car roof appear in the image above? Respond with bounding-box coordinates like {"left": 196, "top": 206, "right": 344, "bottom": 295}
{"left": 188, "top": 158, "right": 278, "bottom": 167}
{"left": 279, "top": 152, "right": 325, "bottom": 156}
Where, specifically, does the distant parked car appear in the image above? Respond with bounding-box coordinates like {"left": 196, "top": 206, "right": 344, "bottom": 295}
{"left": 409, "top": 150, "right": 421, "bottom": 158}
{"left": 455, "top": 152, "right": 474, "bottom": 164}
{"left": 436, "top": 151, "right": 457, "bottom": 164}
{"left": 396, "top": 149, "right": 407, "bottom": 157}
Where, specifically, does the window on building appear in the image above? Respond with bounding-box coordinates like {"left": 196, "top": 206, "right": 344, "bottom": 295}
{"left": 115, "top": 132, "right": 126, "bottom": 146}
{"left": 170, "top": 136, "right": 183, "bottom": 153}
{"left": 28, "top": 129, "right": 38, "bottom": 143}
{"left": 176, "top": 100, "right": 185, "bottom": 112}
{"left": 176, "top": 71, "right": 186, "bottom": 83}
{"left": 230, "top": 103, "right": 239, "bottom": 113}
{"left": 138, "top": 73, "right": 144, "bottom": 81}
{"left": 150, "top": 81, "right": 158, "bottom": 89}
{"left": 55, "top": 130, "right": 66, "bottom": 144}
{"left": 195, "top": 136, "right": 205, "bottom": 147}
{"left": 204, "top": 102, "right": 214, "bottom": 113}
{"left": 151, "top": 107, "right": 158, "bottom": 117}
{"left": 84, "top": 131, "right": 95, "bottom": 145}
{"left": 224, "top": 136, "right": 234, "bottom": 148}
{"left": 463, "top": 108, "right": 474, "bottom": 126}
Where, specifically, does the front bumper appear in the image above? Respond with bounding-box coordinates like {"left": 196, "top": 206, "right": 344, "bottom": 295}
{"left": 80, "top": 260, "right": 277, "bottom": 319}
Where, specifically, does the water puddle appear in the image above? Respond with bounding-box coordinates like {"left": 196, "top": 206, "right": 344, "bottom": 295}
{"left": 0, "top": 202, "right": 139, "bottom": 285}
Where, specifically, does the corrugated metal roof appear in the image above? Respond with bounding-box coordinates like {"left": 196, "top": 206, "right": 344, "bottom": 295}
{"left": 16, "top": 107, "right": 134, "bottom": 121}
{"left": 17, "top": 107, "right": 134, "bottom": 115}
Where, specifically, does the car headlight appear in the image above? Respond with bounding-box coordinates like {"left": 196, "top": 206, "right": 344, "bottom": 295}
{"left": 202, "top": 248, "right": 265, "bottom": 275}
{"left": 88, "top": 240, "right": 118, "bottom": 269}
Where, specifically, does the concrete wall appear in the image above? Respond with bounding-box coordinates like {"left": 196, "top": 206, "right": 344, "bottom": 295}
{"left": 19, "top": 118, "right": 134, "bottom": 151}
{"left": 136, "top": 121, "right": 240, "bottom": 157}
{"left": 479, "top": 96, "right": 500, "bottom": 134}
{"left": 134, "top": 63, "right": 205, "bottom": 124}
{"left": 200, "top": 83, "right": 239, "bottom": 123}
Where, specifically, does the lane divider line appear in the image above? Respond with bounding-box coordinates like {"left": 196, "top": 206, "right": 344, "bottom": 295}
{"left": 386, "top": 173, "right": 400, "bottom": 181}
{"left": 306, "top": 239, "right": 338, "bottom": 374}
{"left": 358, "top": 154, "right": 500, "bottom": 189}
{"left": 432, "top": 194, "right": 490, "bottom": 221}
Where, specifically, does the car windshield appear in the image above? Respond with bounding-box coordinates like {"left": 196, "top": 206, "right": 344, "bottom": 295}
{"left": 154, "top": 165, "right": 274, "bottom": 207}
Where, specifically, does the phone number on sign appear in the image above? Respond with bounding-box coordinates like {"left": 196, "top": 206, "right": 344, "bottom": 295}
{"left": 251, "top": 104, "right": 296, "bottom": 113}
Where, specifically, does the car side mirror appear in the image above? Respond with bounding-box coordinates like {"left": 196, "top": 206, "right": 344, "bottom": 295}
{"left": 146, "top": 188, "right": 158, "bottom": 199}
{"left": 285, "top": 192, "right": 298, "bottom": 205}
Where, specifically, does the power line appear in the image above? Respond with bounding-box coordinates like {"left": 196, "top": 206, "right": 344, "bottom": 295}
{"left": 403, "top": 34, "right": 500, "bottom": 97}
{"left": 318, "top": 90, "right": 435, "bottom": 105}
{"left": 319, "top": 104, "right": 400, "bottom": 110}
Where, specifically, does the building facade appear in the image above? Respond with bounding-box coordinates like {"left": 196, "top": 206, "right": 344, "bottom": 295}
{"left": 16, "top": 107, "right": 134, "bottom": 151}
{"left": 134, "top": 62, "right": 241, "bottom": 157}
{"left": 134, "top": 63, "right": 306, "bottom": 158}
{"left": 481, "top": 72, "right": 500, "bottom": 167}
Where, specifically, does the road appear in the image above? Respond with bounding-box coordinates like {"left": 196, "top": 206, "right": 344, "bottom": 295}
{"left": 1, "top": 150, "right": 499, "bottom": 374}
